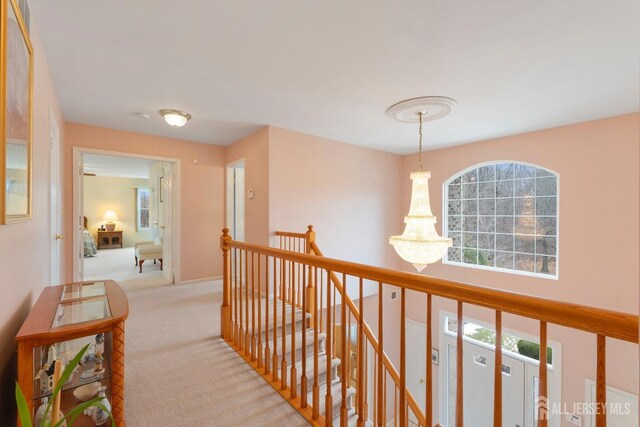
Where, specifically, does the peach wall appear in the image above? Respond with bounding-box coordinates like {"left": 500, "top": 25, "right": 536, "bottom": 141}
{"left": 224, "top": 127, "right": 270, "bottom": 245}
{"left": 0, "top": 24, "right": 65, "bottom": 420}
{"left": 268, "top": 126, "right": 404, "bottom": 270}
{"left": 63, "top": 123, "right": 226, "bottom": 282}
{"left": 398, "top": 114, "right": 639, "bottom": 424}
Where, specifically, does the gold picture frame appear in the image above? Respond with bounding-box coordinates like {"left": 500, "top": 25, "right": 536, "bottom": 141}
{"left": 0, "top": 0, "right": 33, "bottom": 223}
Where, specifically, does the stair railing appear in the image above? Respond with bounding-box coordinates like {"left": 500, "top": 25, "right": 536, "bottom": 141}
{"left": 220, "top": 227, "right": 638, "bottom": 427}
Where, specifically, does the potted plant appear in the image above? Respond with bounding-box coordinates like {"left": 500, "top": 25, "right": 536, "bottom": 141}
{"left": 15, "top": 344, "right": 115, "bottom": 427}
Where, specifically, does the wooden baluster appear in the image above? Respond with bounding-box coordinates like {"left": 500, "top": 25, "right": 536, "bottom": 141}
{"left": 251, "top": 252, "right": 256, "bottom": 361}
{"left": 233, "top": 247, "right": 238, "bottom": 345}
{"left": 320, "top": 270, "right": 325, "bottom": 334}
{"left": 596, "top": 335, "right": 607, "bottom": 427}
{"left": 364, "top": 337, "right": 369, "bottom": 423}
{"left": 456, "top": 301, "right": 464, "bottom": 427}
{"left": 305, "top": 225, "right": 316, "bottom": 329}
{"left": 325, "top": 269, "right": 334, "bottom": 426}
{"left": 264, "top": 256, "right": 270, "bottom": 375}
{"left": 426, "top": 294, "right": 433, "bottom": 427}
{"left": 373, "top": 352, "right": 378, "bottom": 426}
{"left": 272, "top": 257, "right": 279, "bottom": 382}
{"left": 291, "top": 261, "right": 298, "bottom": 399}
{"left": 257, "top": 254, "right": 263, "bottom": 367}
{"left": 377, "top": 282, "right": 384, "bottom": 427}
{"left": 239, "top": 249, "right": 244, "bottom": 351}
{"left": 494, "top": 310, "right": 502, "bottom": 427}
{"left": 313, "top": 266, "right": 320, "bottom": 419}
{"left": 538, "top": 321, "right": 548, "bottom": 427}
{"left": 400, "top": 288, "right": 406, "bottom": 427}
{"left": 357, "top": 278, "right": 365, "bottom": 427}
{"left": 301, "top": 263, "right": 308, "bottom": 408}
{"left": 245, "top": 250, "right": 250, "bottom": 355}
{"left": 340, "top": 274, "right": 348, "bottom": 425}
{"left": 281, "top": 259, "right": 288, "bottom": 390}
{"left": 220, "top": 228, "right": 232, "bottom": 340}
{"left": 333, "top": 281, "right": 337, "bottom": 359}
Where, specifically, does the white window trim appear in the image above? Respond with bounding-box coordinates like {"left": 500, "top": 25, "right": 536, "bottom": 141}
{"left": 442, "top": 160, "right": 560, "bottom": 280}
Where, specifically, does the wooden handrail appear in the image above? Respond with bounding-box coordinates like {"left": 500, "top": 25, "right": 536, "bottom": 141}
{"left": 228, "top": 239, "right": 638, "bottom": 343}
{"left": 275, "top": 230, "right": 308, "bottom": 239}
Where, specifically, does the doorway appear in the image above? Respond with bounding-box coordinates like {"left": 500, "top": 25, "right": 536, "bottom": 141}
{"left": 226, "top": 160, "right": 245, "bottom": 241}
{"left": 73, "top": 148, "right": 180, "bottom": 287}
{"left": 438, "top": 313, "right": 561, "bottom": 427}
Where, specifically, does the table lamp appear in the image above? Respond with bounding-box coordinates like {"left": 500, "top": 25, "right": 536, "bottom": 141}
{"left": 102, "top": 210, "right": 118, "bottom": 231}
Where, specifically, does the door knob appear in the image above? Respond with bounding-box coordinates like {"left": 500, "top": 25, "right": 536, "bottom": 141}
{"left": 419, "top": 378, "right": 424, "bottom": 384}
{"left": 55, "top": 234, "right": 64, "bottom": 240}
{"left": 160, "top": 226, "right": 166, "bottom": 230}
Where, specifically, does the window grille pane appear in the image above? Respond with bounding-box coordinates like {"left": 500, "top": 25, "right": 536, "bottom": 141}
{"left": 445, "top": 162, "right": 558, "bottom": 277}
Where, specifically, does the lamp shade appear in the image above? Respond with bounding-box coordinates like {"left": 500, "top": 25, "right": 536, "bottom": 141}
{"left": 389, "top": 171, "right": 452, "bottom": 271}
{"left": 102, "top": 210, "right": 118, "bottom": 221}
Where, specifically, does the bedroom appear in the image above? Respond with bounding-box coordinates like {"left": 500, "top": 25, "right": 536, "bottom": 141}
{"left": 81, "top": 153, "right": 175, "bottom": 287}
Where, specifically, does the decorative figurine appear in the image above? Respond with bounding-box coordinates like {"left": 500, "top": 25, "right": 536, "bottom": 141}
{"left": 90, "top": 386, "right": 111, "bottom": 425}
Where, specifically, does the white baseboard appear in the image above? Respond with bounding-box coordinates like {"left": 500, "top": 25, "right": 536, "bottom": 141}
{"left": 176, "top": 276, "right": 222, "bottom": 285}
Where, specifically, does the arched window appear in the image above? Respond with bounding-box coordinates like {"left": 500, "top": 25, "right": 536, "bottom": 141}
{"left": 444, "top": 162, "right": 558, "bottom": 278}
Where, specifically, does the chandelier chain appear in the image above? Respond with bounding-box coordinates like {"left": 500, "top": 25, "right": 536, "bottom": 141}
{"left": 418, "top": 111, "right": 424, "bottom": 171}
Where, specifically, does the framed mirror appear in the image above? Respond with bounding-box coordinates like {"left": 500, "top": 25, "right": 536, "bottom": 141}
{"left": 1, "top": 0, "right": 33, "bottom": 223}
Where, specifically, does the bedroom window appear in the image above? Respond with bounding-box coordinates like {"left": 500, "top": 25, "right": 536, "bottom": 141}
{"left": 444, "top": 162, "right": 558, "bottom": 278}
{"left": 136, "top": 188, "right": 150, "bottom": 230}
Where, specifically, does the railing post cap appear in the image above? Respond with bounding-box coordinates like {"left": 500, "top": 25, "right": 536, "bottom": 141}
{"left": 222, "top": 227, "right": 230, "bottom": 235}
{"left": 307, "top": 225, "right": 314, "bottom": 231}
{"left": 220, "top": 228, "right": 231, "bottom": 250}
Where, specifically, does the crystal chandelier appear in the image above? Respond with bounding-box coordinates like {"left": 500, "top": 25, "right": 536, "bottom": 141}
{"left": 388, "top": 97, "right": 454, "bottom": 272}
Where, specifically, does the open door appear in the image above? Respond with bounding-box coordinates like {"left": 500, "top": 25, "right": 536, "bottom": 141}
{"left": 73, "top": 151, "right": 85, "bottom": 281}
{"left": 49, "top": 110, "right": 62, "bottom": 285}
{"left": 160, "top": 162, "right": 176, "bottom": 283}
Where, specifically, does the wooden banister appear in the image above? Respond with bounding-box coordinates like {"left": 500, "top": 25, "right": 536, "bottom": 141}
{"left": 231, "top": 239, "right": 637, "bottom": 343}
{"left": 224, "top": 229, "right": 639, "bottom": 427}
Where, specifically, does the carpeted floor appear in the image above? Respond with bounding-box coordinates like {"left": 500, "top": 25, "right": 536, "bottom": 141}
{"left": 124, "top": 280, "right": 308, "bottom": 426}
{"left": 85, "top": 247, "right": 170, "bottom": 288}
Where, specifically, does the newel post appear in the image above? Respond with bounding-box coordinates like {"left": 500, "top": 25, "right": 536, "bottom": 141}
{"left": 305, "top": 225, "right": 316, "bottom": 328}
{"left": 220, "top": 228, "right": 232, "bottom": 340}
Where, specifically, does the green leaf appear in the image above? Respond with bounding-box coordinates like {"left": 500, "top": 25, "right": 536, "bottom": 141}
{"left": 44, "top": 344, "right": 90, "bottom": 424}
{"left": 15, "top": 382, "right": 33, "bottom": 427}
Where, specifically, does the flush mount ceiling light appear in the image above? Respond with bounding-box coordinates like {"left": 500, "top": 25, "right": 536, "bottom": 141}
{"left": 159, "top": 109, "right": 192, "bottom": 127}
{"left": 388, "top": 96, "right": 456, "bottom": 272}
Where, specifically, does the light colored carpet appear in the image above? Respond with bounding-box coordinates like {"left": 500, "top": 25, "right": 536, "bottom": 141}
{"left": 124, "top": 280, "right": 309, "bottom": 426}
{"left": 84, "top": 247, "right": 170, "bottom": 288}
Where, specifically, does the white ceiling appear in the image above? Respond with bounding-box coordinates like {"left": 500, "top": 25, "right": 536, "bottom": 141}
{"left": 84, "top": 154, "right": 154, "bottom": 179}
{"left": 30, "top": 0, "right": 639, "bottom": 155}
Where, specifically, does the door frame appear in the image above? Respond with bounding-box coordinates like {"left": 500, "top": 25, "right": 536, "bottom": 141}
{"left": 438, "top": 310, "right": 562, "bottom": 427}
{"left": 72, "top": 147, "right": 182, "bottom": 283}
{"left": 225, "top": 158, "right": 245, "bottom": 241}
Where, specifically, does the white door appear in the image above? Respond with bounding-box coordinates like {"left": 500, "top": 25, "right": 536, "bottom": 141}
{"left": 406, "top": 320, "right": 427, "bottom": 425}
{"left": 74, "top": 151, "right": 85, "bottom": 281}
{"left": 444, "top": 336, "right": 525, "bottom": 427}
{"left": 160, "top": 162, "right": 175, "bottom": 283}
{"left": 226, "top": 160, "right": 245, "bottom": 241}
{"left": 49, "top": 110, "right": 62, "bottom": 285}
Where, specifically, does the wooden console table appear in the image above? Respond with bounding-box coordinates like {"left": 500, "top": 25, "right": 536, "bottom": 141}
{"left": 98, "top": 230, "right": 123, "bottom": 249}
{"left": 16, "top": 280, "right": 129, "bottom": 426}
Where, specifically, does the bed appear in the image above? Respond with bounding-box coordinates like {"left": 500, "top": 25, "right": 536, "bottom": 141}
{"left": 83, "top": 216, "right": 98, "bottom": 257}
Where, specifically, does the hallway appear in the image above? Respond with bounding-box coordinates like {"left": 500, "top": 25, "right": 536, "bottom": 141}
{"left": 124, "top": 280, "right": 308, "bottom": 426}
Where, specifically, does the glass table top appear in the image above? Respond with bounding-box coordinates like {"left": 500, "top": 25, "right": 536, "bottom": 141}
{"left": 60, "top": 281, "right": 106, "bottom": 301}
{"left": 52, "top": 297, "right": 112, "bottom": 329}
